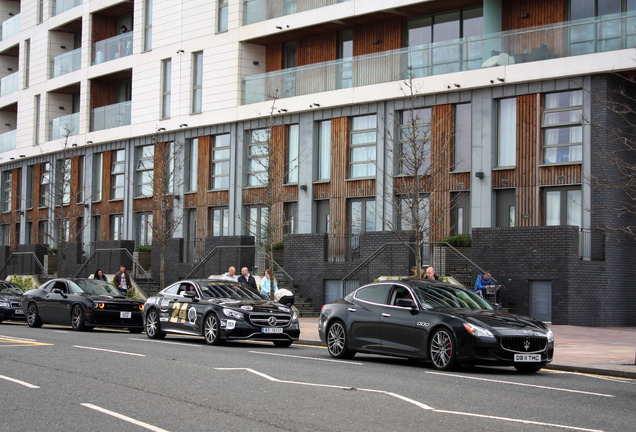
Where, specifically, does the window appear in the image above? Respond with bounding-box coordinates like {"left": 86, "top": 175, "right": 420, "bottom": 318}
{"left": 39, "top": 163, "right": 50, "bottom": 207}
{"left": 26, "top": 165, "right": 34, "bottom": 209}
{"left": 316, "top": 120, "right": 331, "bottom": 181}
{"left": 247, "top": 128, "right": 269, "bottom": 186}
{"left": 0, "top": 224, "right": 9, "bottom": 246}
{"left": 185, "top": 138, "right": 198, "bottom": 192}
{"left": 451, "top": 191, "right": 470, "bottom": 235}
{"left": 57, "top": 158, "right": 71, "bottom": 206}
{"left": 246, "top": 205, "right": 268, "bottom": 245}
{"left": 399, "top": 108, "right": 431, "bottom": 175}
{"left": 355, "top": 284, "right": 391, "bottom": 304}
{"left": 76, "top": 156, "right": 85, "bottom": 203}
{"left": 1, "top": 171, "right": 11, "bottom": 212}
{"left": 136, "top": 212, "right": 153, "bottom": 246}
{"left": 162, "top": 59, "right": 171, "bottom": 119}
{"left": 338, "top": 30, "right": 353, "bottom": 89}
{"left": 38, "top": 1, "right": 44, "bottom": 24}
{"left": 287, "top": 124, "right": 299, "bottom": 184}
{"left": 91, "top": 215, "right": 101, "bottom": 242}
{"left": 454, "top": 103, "right": 472, "bottom": 171}
{"left": 57, "top": 218, "right": 69, "bottom": 243}
{"left": 350, "top": 115, "right": 377, "bottom": 178}
{"left": 144, "top": 0, "right": 153, "bottom": 51}
{"left": 210, "top": 207, "right": 229, "bottom": 236}
{"left": 192, "top": 52, "right": 203, "bottom": 114}
{"left": 38, "top": 220, "right": 48, "bottom": 244}
{"left": 211, "top": 134, "right": 230, "bottom": 189}
{"left": 285, "top": 202, "right": 297, "bottom": 234}
{"left": 92, "top": 153, "right": 103, "bottom": 201}
{"left": 316, "top": 200, "right": 330, "bottom": 234}
{"left": 24, "top": 39, "right": 30, "bottom": 89}
{"left": 397, "top": 194, "right": 430, "bottom": 232}
{"left": 542, "top": 90, "right": 583, "bottom": 164}
{"left": 497, "top": 98, "right": 516, "bottom": 167}
{"left": 135, "top": 146, "right": 154, "bottom": 197}
{"left": 111, "top": 214, "right": 123, "bottom": 240}
{"left": 111, "top": 150, "right": 125, "bottom": 200}
{"left": 25, "top": 221, "right": 32, "bottom": 244}
{"left": 544, "top": 187, "right": 582, "bottom": 227}
{"left": 34, "top": 95, "right": 41, "bottom": 145}
{"left": 218, "top": 0, "right": 228, "bottom": 32}
{"left": 349, "top": 199, "right": 376, "bottom": 234}
{"left": 184, "top": 208, "right": 198, "bottom": 263}
{"left": 495, "top": 189, "right": 516, "bottom": 228}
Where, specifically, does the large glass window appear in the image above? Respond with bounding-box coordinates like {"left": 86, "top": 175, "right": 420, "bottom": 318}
{"left": 144, "top": 0, "right": 153, "bottom": 51}
{"left": 26, "top": 165, "right": 34, "bottom": 209}
{"left": 92, "top": 153, "right": 102, "bottom": 201}
{"left": 111, "top": 149, "right": 125, "bottom": 200}
{"left": 162, "top": 59, "right": 171, "bottom": 119}
{"left": 76, "top": 156, "right": 84, "bottom": 204}
{"left": 454, "top": 103, "right": 472, "bottom": 171}
{"left": 135, "top": 146, "right": 154, "bottom": 197}
{"left": 137, "top": 212, "right": 152, "bottom": 247}
{"left": 398, "top": 194, "right": 430, "bottom": 232}
{"left": 246, "top": 205, "right": 268, "bottom": 245}
{"left": 338, "top": 30, "right": 353, "bottom": 89}
{"left": 285, "top": 202, "right": 297, "bottom": 234}
{"left": 316, "top": 120, "right": 331, "bottom": 181}
{"left": 192, "top": 52, "right": 203, "bottom": 114}
{"left": 399, "top": 108, "right": 431, "bottom": 175}
{"left": 211, "top": 134, "right": 230, "bottom": 190}
{"left": 185, "top": 138, "right": 198, "bottom": 192}
{"left": 210, "top": 206, "right": 229, "bottom": 236}
{"left": 497, "top": 98, "right": 516, "bottom": 167}
{"left": 39, "top": 162, "right": 50, "bottom": 207}
{"left": 111, "top": 214, "right": 123, "bottom": 240}
{"left": 38, "top": 220, "right": 48, "bottom": 244}
{"left": 287, "top": 124, "right": 299, "bottom": 184}
{"left": 57, "top": 158, "right": 71, "bottom": 206}
{"left": 218, "top": 0, "right": 228, "bottom": 32}
{"left": 542, "top": 90, "right": 583, "bottom": 164}
{"left": 451, "top": 191, "right": 470, "bottom": 235}
{"left": 349, "top": 198, "right": 376, "bottom": 234}
{"left": 350, "top": 115, "right": 377, "bottom": 178}
{"left": 1, "top": 171, "right": 11, "bottom": 212}
{"left": 247, "top": 129, "right": 269, "bottom": 186}
{"left": 544, "top": 187, "right": 582, "bottom": 227}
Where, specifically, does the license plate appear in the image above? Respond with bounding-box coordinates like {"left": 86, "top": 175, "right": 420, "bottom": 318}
{"left": 261, "top": 327, "right": 283, "bottom": 334}
{"left": 514, "top": 354, "right": 541, "bottom": 362}
{"left": 15, "top": 309, "right": 24, "bottom": 315}
{"left": 120, "top": 311, "right": 132, "bottom": 319}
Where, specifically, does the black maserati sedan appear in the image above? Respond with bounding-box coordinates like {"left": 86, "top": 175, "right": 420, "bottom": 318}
{"left": 143, "top": 279, "right": 300, "bottom": 347}
{"left": 0, "top": 281, "right": 26, "bottom": 323}
{"left": 319, "top": 279, "right": 554, "bottom": 373}
{"left": 22, "top": 278, "right": 145, "bottom": 332}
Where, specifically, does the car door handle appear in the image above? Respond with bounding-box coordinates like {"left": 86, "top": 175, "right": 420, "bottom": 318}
{"left": 347, "top": 308, "right": 356, "bottom": 312}
{"left": 382, "top": 313, "right": 391, "bottom": 317}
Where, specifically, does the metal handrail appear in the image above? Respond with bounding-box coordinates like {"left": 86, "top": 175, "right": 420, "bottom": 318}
{"left": 255, "top": 244, "right": 295, "bottom": 288}
{"left": 0, "top": 252, "right": 47, "bottom": 280}
{"left": 184, "top": 244, "right": 257, "bottom": 279}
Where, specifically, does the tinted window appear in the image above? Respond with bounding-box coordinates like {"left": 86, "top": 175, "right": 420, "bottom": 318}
{"left": 0, "top": 283, "right": 22, "bottom": 295}
{"left": 412, "top": 284, "right": 492, "bottom": 310}
{"left": 73, "top": 280, "right": 122, "bottom": 296}
{"left": 163, "top": 284, "right": 180, "bottom": 295}
{"left": 200, "top": 282, "right": 262, "bottom": 300}
{"left": 355, "top": 284, "right": 391, "bottom": 304}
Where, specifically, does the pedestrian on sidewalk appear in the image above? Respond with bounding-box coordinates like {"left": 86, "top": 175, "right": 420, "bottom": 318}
{"left": 113, "top": 265, "right": 129, "bottom": 296}
{"left": 237, "top": 267, "right": 258, "bottom": 293}
{"left": 260, "top": 269, "right": 278, "bottom": 299}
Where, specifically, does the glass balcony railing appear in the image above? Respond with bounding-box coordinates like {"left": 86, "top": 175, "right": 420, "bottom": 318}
{"left": 53, "top": 0, "right": 82, "bottom": 16}
{"left": 242, "top": 12, "right": 636, "bottom": 104}
{"left": 0, "top": 130, "right": 16, "bottom": 153}
{"left": 1, "top": 13, "right": 19, "bottom": 40}
{"left": 0, "top": 72, "right": 18, "bottom": 97}
{"left": 50, "top": 113, "right": 80, "bottom": 141}
{"left": 93, "top": 33, "right": 133, "bottom": 65}
{"left": 51, "top": 48, "right": 82, "bottom": 78}
{"left": 243, "top": 0, "right": 350, "bottom": 25}
{"left": 91, "top": 101, "right": 131, "bottom": 131}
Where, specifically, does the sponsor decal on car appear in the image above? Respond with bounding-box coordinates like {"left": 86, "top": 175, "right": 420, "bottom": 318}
{"left": 188, "top": 307, "right": 197, "bottom": 324}
{"left": 240, "top": 306, "right": 253, "bottom": 311}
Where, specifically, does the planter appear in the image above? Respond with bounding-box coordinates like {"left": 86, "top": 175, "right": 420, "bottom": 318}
{"left": 44, "top": 254, "right": 57, "bottom": 276}
{"left": 134, "top": 251, "right": 151, "bottom": 271}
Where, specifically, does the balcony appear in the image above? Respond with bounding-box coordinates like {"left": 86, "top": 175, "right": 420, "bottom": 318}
{"left": 51, "top": 48, "right": 82, "bottom": 78}
{"left": 0, "top": 72, "right": 18, "bottom": 97}
{"left": 93, "top": 33, "right": 133, "bottom": 65}
{"left": 0, "top": 129, "right": 16, "bottom": 153}
{"left": 242, "top": 12, "right": 636, "bottom": 104}
{"left": 243, "top": 0, "right": 350, "bottom": 25}
{"left": 1, "top": 14, "right": 19, "bottom": 41}
{"left": 50, "top": 113, "right": 80, "bottom": 141}
{"left": 54, "top": 0, "right": 83, "bottom": 16}
{"left": 91, "top": 101, "right": 131, "bottom": 131}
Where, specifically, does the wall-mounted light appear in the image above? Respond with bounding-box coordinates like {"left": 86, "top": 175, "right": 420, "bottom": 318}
{"left": 310, "top": 103, "right": 321, "bottom": 108}
{"left": 454, "top": 83, "right": 461, "bottom": 88}
{"left": 7, "top": 67, "right": 12, "bottom": 71}
{"left": 176, "top": 49, "right": 184, "bottom": 54}
{"left": 157, "top": 127, "right": 165, "bottom": 131}
{"left": 253, "top": 61, "right": 260, "bottom": 66}
{"left": 84, "top": 203, "right": 90, "bottom": 209}
{"left": 10, "top": 157, "right": 15, "bottom": 160}
{"left": 19, "top": 154, "right": 25, "bottom": 158}
{"left": 277, "top": 109, "right": 287, "bottom": 113}
{"left": 8, "top": 13, "right": 14, "bottom": 17}
{"left": 501, "top": 179, "right": 509, "bottom": 184}
{"left": 521, "top": 13, "right": 529, "bottom": 19}
{"left": 497, "top": 77, "right": 505, "bottom": 82}
{"left": 299, "top": 185, "right": 307, "bottom": 191}
{"left": 372, "top": 40, "right": 380, "bottom": 45}
{"left": 4, "top": 123, "right": 10, "bottom": 127}
{"left": 86, "top": 140, "right": 93, "bottom": 144}
{"left": 71, "top": 144, "right": 77, "bottom": 147}
{"left": 475, "top": 171, "right": 484, "bottom": 179}
{"left": 174, "top": 195, "right": 180, "bottom": 200}
{"left": 58, "top": 106, "right": 65, "bottom": 110}
{"left": 180, "top": 123, "right": 188, "bottom": 128}
{"left": 61, "top": 46, "right": 66, "bottom": 49}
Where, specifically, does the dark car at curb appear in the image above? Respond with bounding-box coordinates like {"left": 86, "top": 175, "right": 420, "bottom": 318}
{"left": 143, "top": 279, "right": 300, "bottom": 347}
{"left": 0, "top": 281, "right": 26, "bottom": 323}
{"left": 319, "top": 279, "right": 554, "bottom": 373}
{"left": 21, "top": 278, "right": 145, "bottom": 332}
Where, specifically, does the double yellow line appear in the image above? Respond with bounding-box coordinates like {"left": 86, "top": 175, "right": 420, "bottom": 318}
{"left": 0, "top": 336, "right": 53, "bottom": 347}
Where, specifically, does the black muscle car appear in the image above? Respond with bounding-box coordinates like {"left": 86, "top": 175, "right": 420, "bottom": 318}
{"left": 319, "top": 279, "right": 554, "bottom": 373}
{"left": 143, "top": 279, "right": 300, "bottom": 346}
{"left": 0, "top": 281, "right": 26, "bottom": 323}
{"left": 22, "top": 278, "right": 145, "bottom": 332}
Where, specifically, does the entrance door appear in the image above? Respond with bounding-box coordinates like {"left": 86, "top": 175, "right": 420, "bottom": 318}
{"left": 530, "top": 281, "right": 552, "bottom": 322}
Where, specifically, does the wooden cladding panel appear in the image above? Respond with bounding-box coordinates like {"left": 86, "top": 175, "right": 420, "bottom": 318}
{"left": 518, "top": 94, "right": 538, "bottom": 186}
{"left": 90, "top": 80, "right": 115, "bottom": 110}
{"left": 538, "top": 165, "right": 582, "bottom": 186}
{"left": 197, "top": 136, "right": 212, "bottom": 202}
{"left": 353, "top": 18, "right": 404, "bottom": 56}
{"left": 297, "top": 32, "right": 338, "bottom": 66}
{"left": 313, "top": 182, "right": 331, "bottom": 199}
{"left": 516, "top": 186, "right": 537, "bottom": 227}
{"left": 266, "top": 42, "right": 284, "bottom": 72}
{"left": 92, "top": 15, "right": 117, "bottom": 43}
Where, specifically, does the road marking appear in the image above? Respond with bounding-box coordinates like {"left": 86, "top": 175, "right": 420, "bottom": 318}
{"left": 249, "top": 350, "right": 364, "bottom": 365}
{"left": 0, "top": 374, "right": 40, "bottom": 389}
{"left": 0, "top": 334, "right": 36, "bottom": 341}
{"left": 131, "top": 338, "right": 202, "bottom": 348}
{"left": 73, "top": 346, "right": 146, "bottom": 357}
{"left": 81, "top": 403, "right": 170, "bottom": 432}
{"left": 54, "top": 330, "right": 70, "bottom": 334}
{"left": 0, "top": 336, "right": 52, "bottom": 347}
{"left": 426, "top": 371, "right": 615, "bottom": 398}
{"left": 546, "top": 369, "right": 635, "bottom": 383}
{"left": 217, "top": 368, "right": 604, "bottom": 431}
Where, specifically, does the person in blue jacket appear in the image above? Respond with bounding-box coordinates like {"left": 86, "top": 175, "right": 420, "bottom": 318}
{"left": 475, "top": 270, "right": 501, "bottom": 306}
{"left": 260, "top": 268, "right": 278, "bottom": 299}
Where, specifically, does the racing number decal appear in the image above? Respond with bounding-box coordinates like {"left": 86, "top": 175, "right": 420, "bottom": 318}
{"left": 170, "top": 302, "right": 188, "bottom": 323}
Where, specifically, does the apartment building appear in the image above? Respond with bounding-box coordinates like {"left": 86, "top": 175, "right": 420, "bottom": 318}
{"left": 0, "top": 0, "right": 634, "bottom": 325}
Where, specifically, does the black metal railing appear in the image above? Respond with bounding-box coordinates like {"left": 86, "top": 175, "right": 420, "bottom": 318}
{"left": 0, "top": 252, "right": 47, "bottom": 281}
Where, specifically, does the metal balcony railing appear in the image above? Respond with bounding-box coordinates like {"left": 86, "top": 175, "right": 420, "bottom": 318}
{"left": 0, "top": 72, "right": 18, "bottom": 97}
{"left": 1, "top": 14, "right": 19, "bottom": 40}
{"left": 93, "top": 32, "right": 133, "bottom": 65}
{"left": 0, "top": 129, "right": 16, "bottom": 153}
{"left": 53, "top": 0, "right": 82, "bottom": 16}
{"left": 243, "top": 0, "right": 350, "bottom": 25}
{"left": 91, "top": 101, "right": 131, "bottom": 131}
{"left": 51, "top": 48, "right": 82, "bottom": 78}
{"left": 242, "top": 12, "right": 636, "bottom": 104}
{"left": 50, "top": 113, "right": 80, "bottom": 141}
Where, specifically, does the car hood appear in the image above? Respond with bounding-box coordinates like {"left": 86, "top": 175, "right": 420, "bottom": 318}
{"left": 208, "top": 299, "right": 292, "bottom": 314}
{"left": 82, "top": 294, "right": 143, "bottom": 304}
{"left": 443, "top": 308, "right": 548, "bottom": 333}
{"left": 1, "top": 293, "right": 22, "bottom": 301}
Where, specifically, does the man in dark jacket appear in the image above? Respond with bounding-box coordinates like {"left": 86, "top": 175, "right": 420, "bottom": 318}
{"left": 113, "top": 265, "right": 129, "bottom": 296}
{"left": 237, "top": 267, "right": 258, "bottom": 294}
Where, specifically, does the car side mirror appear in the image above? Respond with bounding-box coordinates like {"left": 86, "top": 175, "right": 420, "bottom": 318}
{"left": 52, "top": 288, "right": 67, "bottom": 298}
{"left": 396, "top": 298, "right": 416, "bottom": 309}
{"left": 183, "top": 291, "right": 198, "bottom": 301}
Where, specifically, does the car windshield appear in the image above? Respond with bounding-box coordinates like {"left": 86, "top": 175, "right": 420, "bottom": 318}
{"left": 412, "top": 284, "right": 494, "bottom": 310}
{"left": 0, "top": 284, "right": 22, "bottom": 295}
{"left": 200, "top": 282, "right": 263, "bottom": 300}
{"left": 70, "top": 280, "right": 123, "bottom": 296}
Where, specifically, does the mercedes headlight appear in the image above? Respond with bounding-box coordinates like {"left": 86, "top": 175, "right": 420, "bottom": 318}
{"left": 223, "top": 308, "right": 244, "bottom": 320}
{"left": 463, "top": 322, "right": 495, "bottom": 339}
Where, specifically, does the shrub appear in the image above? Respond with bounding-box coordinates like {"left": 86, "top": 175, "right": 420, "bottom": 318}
{"left": 271, "top": 241, "right": 284, "bottom": 250}
{"left": 10, "top": 274, "right": 36, "bottom": 292}
{"left": 48, "top": 248, "right": 58, "bottom": 256}
{"left": 135, "top": 245, "right": 152, "bottom": 253}
{"left": 440, "top": 233, "right": 472, "bottom": 248}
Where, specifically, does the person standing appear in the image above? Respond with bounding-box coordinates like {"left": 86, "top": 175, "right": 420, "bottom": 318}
{"left": 237, "top": 267, "right": 258, "bottom": 293}
{"left": 260, "top": 269, "right": 278, "bottom": 299}
{"left": 113, "top": 265, "right": 129, "bottom": 296}
{"left": 424, "top": 266, "right": 439, "bottom": 280}
{"left": 94, "top": 269, "right": 108, "bottom": 281}
{"left": 221, "top": 266, "right": 238, "bottom": 282}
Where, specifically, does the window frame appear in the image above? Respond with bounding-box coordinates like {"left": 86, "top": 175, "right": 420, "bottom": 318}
{"left": 209, "top": 206, "right": 229, "bottom": 236}
{"left": 246, "top": 128, "right": 269, "bottom": 187}
{"left": 135, "top": 145, "right": 154, "bottom": 198}
{"left": 192, "top": 52, "right": 203, "bottom": 114}
{"left": 398, "top": 108, "right": 431, "bottom": 176}
{"left": 161, "top": 58, "right": 171, "bottom": 119}
{"left": 497, "top": 97, "right": 517, "bottom": 168}
{"left": 217, "top": 0, "right": 228, "bottom": 32}
{"left": 210, "top": 134, "right": 230, "bottom": 190}
{"left": 543, "top": 186, "right": 582, "bottom": 227}
{"left": 349, "top": 115, "right": 377, "bottom": 179}
{"left": 1, "top": 171, "right": 12, "bottom": 213}
{"left": 286, "top": 124, "right": 299, "bottom": 184}
{"left": 541, "top": 90, "right": 583, "bottom": 165}
{"left": 316, "top": 120, "right": 331, "bottom": 181}
{"left": 111, "top": 149, "right": 126, "bottom": 200}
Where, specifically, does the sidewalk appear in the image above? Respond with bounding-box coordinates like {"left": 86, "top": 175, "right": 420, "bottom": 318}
{"left": 298, "top": 318, "right": 636, "bottom": 379}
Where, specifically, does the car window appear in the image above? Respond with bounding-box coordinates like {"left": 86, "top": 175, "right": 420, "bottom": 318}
{"left": 201, "top": 282, "right": 263, "bottom": 300}
{"left": 74, "top": 280, "right": 122, "bottom": 296}
{"left": 413, "top": 285, "right": 493, "bottom": 310}
{"left": 52, "top": 281, "right": 67, "bottom": 293}
{"left": 355, "top": 284, "right": 391, "bottom": 305}
{"left": 163, "top": 284, "right": 180, "bottom": 295}
{"left": 0, "top": 283, "right": 23, "bottom": 295}
{"left": 391, "top": 285, "right": 414, "bottom": 305}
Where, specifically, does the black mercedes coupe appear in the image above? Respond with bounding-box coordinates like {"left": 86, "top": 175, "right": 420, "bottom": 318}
{"left": 143, "top": 279, "right": 300, "bottom": 346}
{"left": 22, "top": 278, "right": 145, "bottom": 332}
{"left": 318, "top": 279, "right": 554, "bottom": 373}
{"left": 0, "top": 281, "right": 26, "bottom": 323}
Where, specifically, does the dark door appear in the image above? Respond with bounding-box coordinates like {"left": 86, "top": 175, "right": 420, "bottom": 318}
{"left": 530, "top": 281, "right": 552, "bottom": 322}
{"left": 164, "top": 283, "right": 199, "bottom": 334}
{"left": 380, "top": 285, "right": 423, "bottom": 357}
{"left": 348, "top": 284, "right": 391, "bottom": 352}
{"left": 40, "top": 281, "right": 71, "bottom": 324}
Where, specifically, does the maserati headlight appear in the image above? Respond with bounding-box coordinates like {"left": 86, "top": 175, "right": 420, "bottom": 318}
{"left": 463, "top": 322, "right": 495, "bottom": 339}
{"left": 0, "top": 301, "right": 10, "bottom": 308}
{"left": 223, "top": 308, "right": 244, "bottom": 320}
{"left": 546, "top": 328, "right": 554, "bottom": 342}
